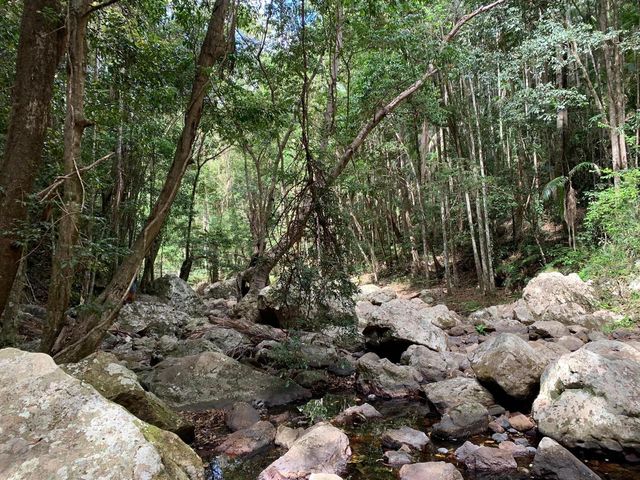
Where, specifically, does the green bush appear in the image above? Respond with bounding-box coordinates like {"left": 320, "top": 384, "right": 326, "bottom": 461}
{"left": 580, "top": 169, "right": 640, "bottom": 282}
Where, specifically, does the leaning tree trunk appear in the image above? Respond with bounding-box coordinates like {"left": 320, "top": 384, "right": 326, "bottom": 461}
{"left": 42, "top": 0, "right": 92, "bottom": 354}
{"left": 0, "top": 0, "right": 65, "bottom": 319}
{"left": 52, "top": 0, "right": 230, "bottom": 363}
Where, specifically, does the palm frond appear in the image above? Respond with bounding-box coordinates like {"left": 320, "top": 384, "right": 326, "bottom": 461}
{"left": 542, "top": 175, "right": 568, "bottom": 202}
{"left": 569, "top": 161, "right": 601, "bottom": 178}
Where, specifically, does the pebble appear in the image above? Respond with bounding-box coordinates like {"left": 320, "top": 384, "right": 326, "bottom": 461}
{"left": 437, "top": 448, "right": 448, "bottom": 454}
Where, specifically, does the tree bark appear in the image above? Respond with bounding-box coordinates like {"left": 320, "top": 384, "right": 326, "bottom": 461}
{"left": 0, "top": 0, "right": 66, "bottom": 317}
{"left": 52, "top": 0, "right": 230, "bottom": 362}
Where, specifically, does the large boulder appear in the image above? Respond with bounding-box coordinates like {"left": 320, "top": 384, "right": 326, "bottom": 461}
{"left": 0, "top": 348, "right": 203, "bottom": 480}
{"left": 200, "top": 278, "right": 239, "bottom": 300}
{"left": 532, "top": 341, "right": 640, "bottom": 456}
{"left": 423, "top": 377, "right": 495, "bottom": 414}
{"left": 258, "top": 423, "right": 351, "bottom": 480}
{"left": 200, "top": 327, "right": 250, "bottom": 356}
{"left": 362, "top": 299, "right": 448, "bottom": 354}
{"left": 470, "top": 333, "right": 545, "bottom": 400}
{"left": 522, "top": 272, "right": 597, "bottom": 324}
{"left": 532, "top": 437, "right": 602, "bottom": 480}
{"left": 115, "top": 296, "right": 196, "bottom": 337}
{"left": 400, "top": 345, "right": 464, "bottom": 382}
{"left": 61, "top": 351, "right": 192, "bottom": 440}
{"left": 420, "top": 304, "right": 462, "bottom": 330}
{"left": 143, "top": 351, "right": 310, "bottom": 410}
{"left": 355, "top": 285, "right": 397, "bottom": 305}
{"left": 152, "top": 275, "right": 205, "bottom": 316}
{"left": 356, "top": 352, "right": 423, "bottom": 398}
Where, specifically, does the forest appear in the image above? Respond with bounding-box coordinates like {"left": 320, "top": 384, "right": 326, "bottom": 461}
{"left": 0, "top": 0, "right": 639, "bottom": 479}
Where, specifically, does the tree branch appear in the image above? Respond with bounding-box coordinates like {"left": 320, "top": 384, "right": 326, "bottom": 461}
{"left": 83, "top": 0, "right": 119, "bottom": 18}
{"left": 329, "top": 0, "right": 507, "bottom": 184}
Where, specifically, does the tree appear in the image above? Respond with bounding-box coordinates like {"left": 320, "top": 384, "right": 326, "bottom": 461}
{"left": 0, "top": 0, "right": 66, "bottom": 332}
{"left": 52, "top": 0, "right": 231, "bottom": 362}
{"left": 41, "top": 0, "right": 94, "bottom": 353}
{"left": 239, "top": 0, "right": 507, "bottom": 298}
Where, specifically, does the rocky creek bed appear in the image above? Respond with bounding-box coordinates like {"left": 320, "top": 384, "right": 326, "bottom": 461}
{"left": 3, "top": 271, "right": 640, "bottom": 479}
{"left": 201, "top": 393, "right": 640, "bottom": 480}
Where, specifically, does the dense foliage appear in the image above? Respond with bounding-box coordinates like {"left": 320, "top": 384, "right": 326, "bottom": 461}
{"left": 0, "top": 0, "right": 638, "bottom": 350}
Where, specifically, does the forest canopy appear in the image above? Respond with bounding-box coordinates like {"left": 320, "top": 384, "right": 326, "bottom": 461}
{"left": 0, "top": 0, "right": 639, "bottom": 359}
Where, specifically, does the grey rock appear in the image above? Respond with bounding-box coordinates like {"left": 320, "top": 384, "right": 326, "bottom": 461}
{"left": 356, "top": 352, "right": 423, "bottom": 398}
{"left": 556, "top": 335, "right": 585, "bottom": 352}
{"left": 533, "top": 341, "right": 640, "bottom": 455}
{"left": 362, "top": 299, "right": 448, "bottom": 352}
{"left": 455, "top": 441, "right": 481, "bottom": 462}
{"left": 381, "top": 426, "right": 430, "bottom": 450}
{"left": 401, "top": 345, "right": 467, "bottom": 381}
{"left": 422, "top": 304, "right": 462, "bottom": 330}
{"left": 368, "top": 287, "right": 398, "bottom": 305}
{"left": 0, "top": 348, "right": 203, "bottom": 480}
{"left": 522, "top": 272, "right": 597, "bottom": 324}
{"left": 201, "top": 278, "right": 239, "bottom": 300}
{"left": 462, "top": 446, "right": 517, "bottom": 473}
{"left": 275, "top": 425, "right": 305, "bottom": 449}
{"left": 532, "top": 437, "right": 602, "bottom": 480}
{"left": 471, "top": 333, "right": 545, "bottom": 399}
{"left": 62, "top": 351, "right": 192, "bottom": 440}
{"left": 333, "top": 403, "right": 382, "bottom": 425}
{"left": 423, "top": 376, "right": 495, "bottom": 414}
{"left": 294, "top": 370, "right": 330, "bottom": 389}
{"left": 144, "top": 351, "right": 310, "bottom": 410}
{"left": 115, "top": 296, "right": 196, "bottom": 337}
{"left": 201, "top": 327, "right": 250, "bottom": 356}
{"left": 384, "top": 450, "right": 413, "bottom": 466}
{"left": 498, "top": 440, "right": 529, "bottom": 458}
{"left": 529, "top": 320, "right": 570, "bottom": 339}
{"left": 432, "top": 402, "right": 489, "bottom": 440}
{"left": 153, "top": 274, "right": 205, "bottom": 315}
{"left": 492, "top": 433, "right": 509, "bottom": 443}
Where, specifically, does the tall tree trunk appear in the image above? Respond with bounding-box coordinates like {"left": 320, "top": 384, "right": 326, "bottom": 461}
{"left": 53, "top": 0, "right": 230, "bottom": 362}
{"left": 0, "top": 251, "right": 27, "bottom": 346}
{"left": 42, "top": 0, "right": 92, "bottom": 354}
{"left": 0, "top": 1, "right": 65, "bottom": 318}
{"left": 600, "top": 0, "right": 628, "bottom": 181}
{"left": 469, "top": 78, "right": 495, "bottom": 291}
{"left": 140, "top": 232, "right": 162, "bottom": 292}
{"left": 180, "top": 137, "right": 207, "bottom": 282}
